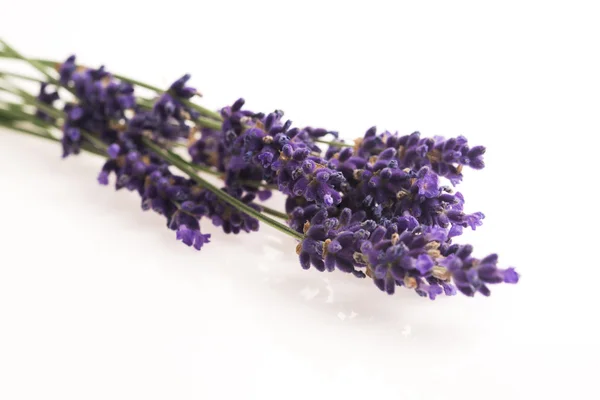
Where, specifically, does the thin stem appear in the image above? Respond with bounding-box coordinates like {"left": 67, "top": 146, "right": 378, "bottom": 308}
{"left": 0, "top": 92, "right": 290, "bottom": 221}
{"left": 0, "top": 48, "right": 223, "bottom": 122}
{"left": 184, "top": 101, "right": 223, "bottom": 122}
{"left": 0, "top": 60, "right": 350, "bottom": 148}
{"left": 2, "top": 119, "right": 288, "bottom": 221}
{"left": 0, "top": 55, "right": 222, "bottom": 133}
{"left": 1, "top": 82, "right": 276, "bottom": 191}
{"left": 0, "top": 40, "right": 57, "bottom": 83}
{"left": 0, "top": 83, "right": 63, "bottom": 119}
{"left": 314, "top": 138, "right": 353, "bottom": 148}
{"left": 0, "top": 70, "right": 48, "bottom": 85}
{"left": 2, "top": 55, "right": 350, "bottom": 149}
{"left": 0, "top": 103, "right": 49, "bottom": 128}
{"left": 197, "top": 116, "right": 222, "bottom": 131}
{"left": 0, "top": 121, "right": 57, "bottom": 143}
{"left": 143, "top": 138, "right": 302, "bottom": 239}
{"left": 0, "top": 119, "right": 107, "bottom": 157}
{"left": 259, "top": 205, "right": 289, "bottom": 220}
{"left": 166, "top": 141, "right": 277, "bottom": 190}
{"left": 1, "top": 50, "right": 294, "bottom": 224}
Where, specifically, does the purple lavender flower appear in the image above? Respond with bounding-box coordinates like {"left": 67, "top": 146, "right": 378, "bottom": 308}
{"left": 107, "top": 143, "right": 120, "bottom": 159}
{"left": 151, "top": 90, "right": 199, "bottom": 142}
{"left": 188, "top": 127, "right": 226, "bottom": 170}
{"left": 172, "top": 213, "right": 211, "bottom": 250}
{"left": 297, "top": 207, "right": 373, "bottom": 276}
{"left": 358, "top": 218, "right": 447, "bottom": 296}
{"left": 176, "top": 224, "right": 211, "bottom": 250}
{"left": 58, "top": 55, "right": 77, "bottom": 84}
{"left": 61, "top": 114, "right": 82, "bottom": 157}
{"left": 440, "top": 247, "right": 519, "bottom": 296}
{"left": 193, "top": 187, "right": 260, "bottom": 235}
{"left": 188, "top": 99, "right": 342, "bottom": 204}
{"left": 293, "top": 203, "right": 515, "bottom": 299}
{"left": 56, "top": 57, "right": 138, "bottom": 157}
{"left": 288, "top": 202, "right": 323, "bottom": 232}
{"left": 324, "top": 209, "right": 373, "bottom": 277}
{"left": 416, "top": 167, "right": 439, "bottom": 198}
{"left": 271, "top": 144, "right": 344, "bottom": 207}
{"left": 34, "top": 83, "right": 59, "bottom": 122}
{"left": 326, "top": 147, "right": 367, "bottom": 183}
{"left": 168, "top": 74, "right": 198, "bottom": 99}
{"left": 345, "top": 127, "right": 487, "bottom": 185}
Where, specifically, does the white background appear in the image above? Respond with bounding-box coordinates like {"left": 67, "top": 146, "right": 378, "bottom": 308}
{"left": 1, "top": 1, "right": 599, "bottom": 399}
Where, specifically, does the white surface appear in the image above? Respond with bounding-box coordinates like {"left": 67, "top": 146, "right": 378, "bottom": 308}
{"left": 1, "top": 1, "right": 599, "bottom": 399}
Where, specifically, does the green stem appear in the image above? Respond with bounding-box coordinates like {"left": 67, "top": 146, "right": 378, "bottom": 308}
{"left": 314, "top": 138, "right": 353, "bottom": 148}
{"left": 78, "top": 131, "right": 293, "bottom": 226}
{"left": 0, "top": 83, "right": 64, "bottom": 119}
{"left": 0, "top": 119, "right": 107, "bottom": 157}
{"left": 0, "top": 47, "right": 223, "bottom": 122}
{"left": 197, "top": 116, "right": 222, "bottom": 131}
{"left": 0, "top": 70, "right": 48, "bottom": 85}
{"left": 143, "top": 138, "right": 302, "bottom": 239}
{"left": 0, "top": 92, "right": 289, "bottom": 222}
{"left": 0, "top": 60, "right": 222, "bottom": 130}
{"left": 1, "top": 113, "right": 289, "bottom": 223}
{"left": 0, "top": 48, "right": 349, "bottom": 149}
{"left": 0, "top": 103, "right": 50, "bottom": 128}
{"left": 168, "top": 146, "right": 277, "bottom": 190}
{"left": 259, "top": 205, "right": 289, "bottom": 220}
{"left": 0, "top": 39, "right": 57, "bottom": 83}
{"left": 2, "top": 72, "right": 279, "bottom": 189}
{"left": 1, "top": 48, "right": 295, "bottom": 224}
{"left": 0, "top": 121, "right": 56, "bottom": 142}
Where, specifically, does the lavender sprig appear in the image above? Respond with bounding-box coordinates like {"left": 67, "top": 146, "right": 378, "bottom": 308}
{"left": 0, "top": 38, "right": 519, "bottom": 300}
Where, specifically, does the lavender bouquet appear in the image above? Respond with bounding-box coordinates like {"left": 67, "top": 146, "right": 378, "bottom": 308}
{"left": 0, "top": 39, "right": 518, "bottom": 299}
